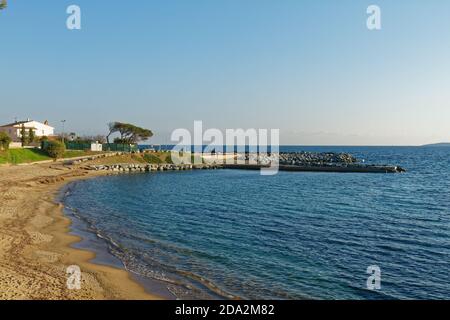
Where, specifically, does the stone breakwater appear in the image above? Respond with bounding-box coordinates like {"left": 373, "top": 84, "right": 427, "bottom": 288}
{"left": 243, "top": 152, "right": 358, "bottom": 166}
{"left": 64, "top": 151, "right": 404, "bottom": 174}
{"left": 236, "top": 152, "right": 405, "bottom": 173}
{"left": 83, "top": 163, "right": 220, "bottom": 172}
{"left": 278, "top": 152, "right": 357, "bottom": 165}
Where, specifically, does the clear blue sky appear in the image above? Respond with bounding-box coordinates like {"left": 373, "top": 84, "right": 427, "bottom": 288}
{"left": 1, "top": 0, "right": 449, "bottom": 145}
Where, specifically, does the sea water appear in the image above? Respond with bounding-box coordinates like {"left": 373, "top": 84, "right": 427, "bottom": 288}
{"left": 61, "top": 146, "right": 450, "bottom": 299}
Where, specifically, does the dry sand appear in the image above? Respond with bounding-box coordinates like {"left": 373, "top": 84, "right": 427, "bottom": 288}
{"left": 0, "top": 160, "right": 161, "bottom": 300}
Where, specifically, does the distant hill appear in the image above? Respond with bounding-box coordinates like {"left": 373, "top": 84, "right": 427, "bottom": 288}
{"left": 422, "top": 142, "right": 450, "bottom": 147}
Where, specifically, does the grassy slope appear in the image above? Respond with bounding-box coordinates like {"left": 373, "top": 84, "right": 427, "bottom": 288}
{"left": 143, "top": 151, "right": 179, "bottom": 164}
{"left": 87, "top": 152, "right": 175, "bottom": 166}
{"left": 0, "top": 148, "right": 103, "bottom": 165}
{"left": 0, "top": 149, "right": 191, "bottom": 166}
{"left": 63, "top": 150, "right": 102, "bottom": 158}
{"left": 0, "top": 148, "right": 51, "bottom": 164}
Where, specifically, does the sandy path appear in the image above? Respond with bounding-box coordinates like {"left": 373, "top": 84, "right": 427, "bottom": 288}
{"left": 0, "top": 161, "right": 160, "bottom": 300}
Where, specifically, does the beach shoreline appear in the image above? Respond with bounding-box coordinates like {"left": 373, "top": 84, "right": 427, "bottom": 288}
{"left": 60, "top": 176, "right": 237, "bottom": 300}
{"left": 0, "top": 161, "right": 162, "bottom": 300}
{"left": 58, "top": 180, "right": 178, "bottom": 300}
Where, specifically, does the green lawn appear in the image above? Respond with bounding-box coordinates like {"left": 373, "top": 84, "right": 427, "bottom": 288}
{"left": 0, "top": 148, "right": 102, "bottom": 165}
{"left": 0, "top": 148, "right": 179, "bottom": 165}
{"left": 0, "top": 148, "right": 51, "bottom": 164}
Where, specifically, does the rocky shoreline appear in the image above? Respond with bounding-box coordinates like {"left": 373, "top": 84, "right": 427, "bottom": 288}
{"left": 83, "top": 163, "right": 220, "bottom": 172}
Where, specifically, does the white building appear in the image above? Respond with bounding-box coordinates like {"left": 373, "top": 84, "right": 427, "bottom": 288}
{"left": 0, "top": 119, "right": 55, "bottom": 141}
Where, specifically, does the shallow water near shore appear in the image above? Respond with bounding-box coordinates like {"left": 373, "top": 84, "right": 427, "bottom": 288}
{"left": 61, "top": 146, "right": 450, "bottom": 299}
{"left": 60, "top": 203, "right": 177, "bottom": 299}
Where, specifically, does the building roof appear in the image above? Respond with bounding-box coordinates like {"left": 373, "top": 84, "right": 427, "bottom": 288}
{"left": 0, "top": 120, "right": 30, "bottom": 127}
{"left": 0, "top": 120, "right": 54, "bottom": 128}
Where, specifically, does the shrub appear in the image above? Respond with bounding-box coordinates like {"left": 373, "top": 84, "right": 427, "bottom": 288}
{"left": 0, "top": 132, "right": 11, "bottom": 150}
{"left": 131, "top": 154, "right": 146, "bottom": 163}
{"left": 143, "top": 153, "right": 162, "bottom": 164}
{"left": 44, "top": 141, "right": 66, "bottom": 159}
{"left": 165, "top": 154, "right": 173, "bottom": 164}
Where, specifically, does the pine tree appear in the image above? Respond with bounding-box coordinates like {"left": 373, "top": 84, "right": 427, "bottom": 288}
{"left": 28, "top": 128, "right": 35, "bottom": 143}
{"left": 20, "top": 124, "right": 28, "bottom": 146}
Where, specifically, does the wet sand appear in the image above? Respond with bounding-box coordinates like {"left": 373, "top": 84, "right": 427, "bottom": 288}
{"left": 0, "top": 160, "right": 162, "bottom": 300}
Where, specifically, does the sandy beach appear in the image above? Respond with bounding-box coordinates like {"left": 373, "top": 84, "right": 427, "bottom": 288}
{"left": 0, "top": 159, "right": 161, "bottom": 300}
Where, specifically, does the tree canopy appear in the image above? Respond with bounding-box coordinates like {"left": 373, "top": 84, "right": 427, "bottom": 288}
{"left": 0, "top": 132, "right": 11, "bottom": 150}
{"left": 0, "top": 1, "right": 7, "bottom": 10}
{"left": 106, "top": 122, "right": 153, "bottom": 144}
{"left": 20, "top": 124, "right": 28, "bottom": 146}
{"left": 28, "top": 128, "right": 35, "bottom": 143}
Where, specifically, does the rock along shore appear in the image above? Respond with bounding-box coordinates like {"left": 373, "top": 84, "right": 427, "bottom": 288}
{"left": 83, "top": 163, "right": 219, "bottom": 173}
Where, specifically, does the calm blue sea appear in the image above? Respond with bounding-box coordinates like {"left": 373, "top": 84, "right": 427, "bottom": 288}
{"left": 61, "top": 146, "right": 450, "bottom": 299}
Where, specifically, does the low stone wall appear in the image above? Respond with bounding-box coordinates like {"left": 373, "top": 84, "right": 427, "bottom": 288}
{"left": 63, "top": 152, "right": 125, "bottom": 165}
{"left": 84, "top": 163, "right": 219, "bottom": 173}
